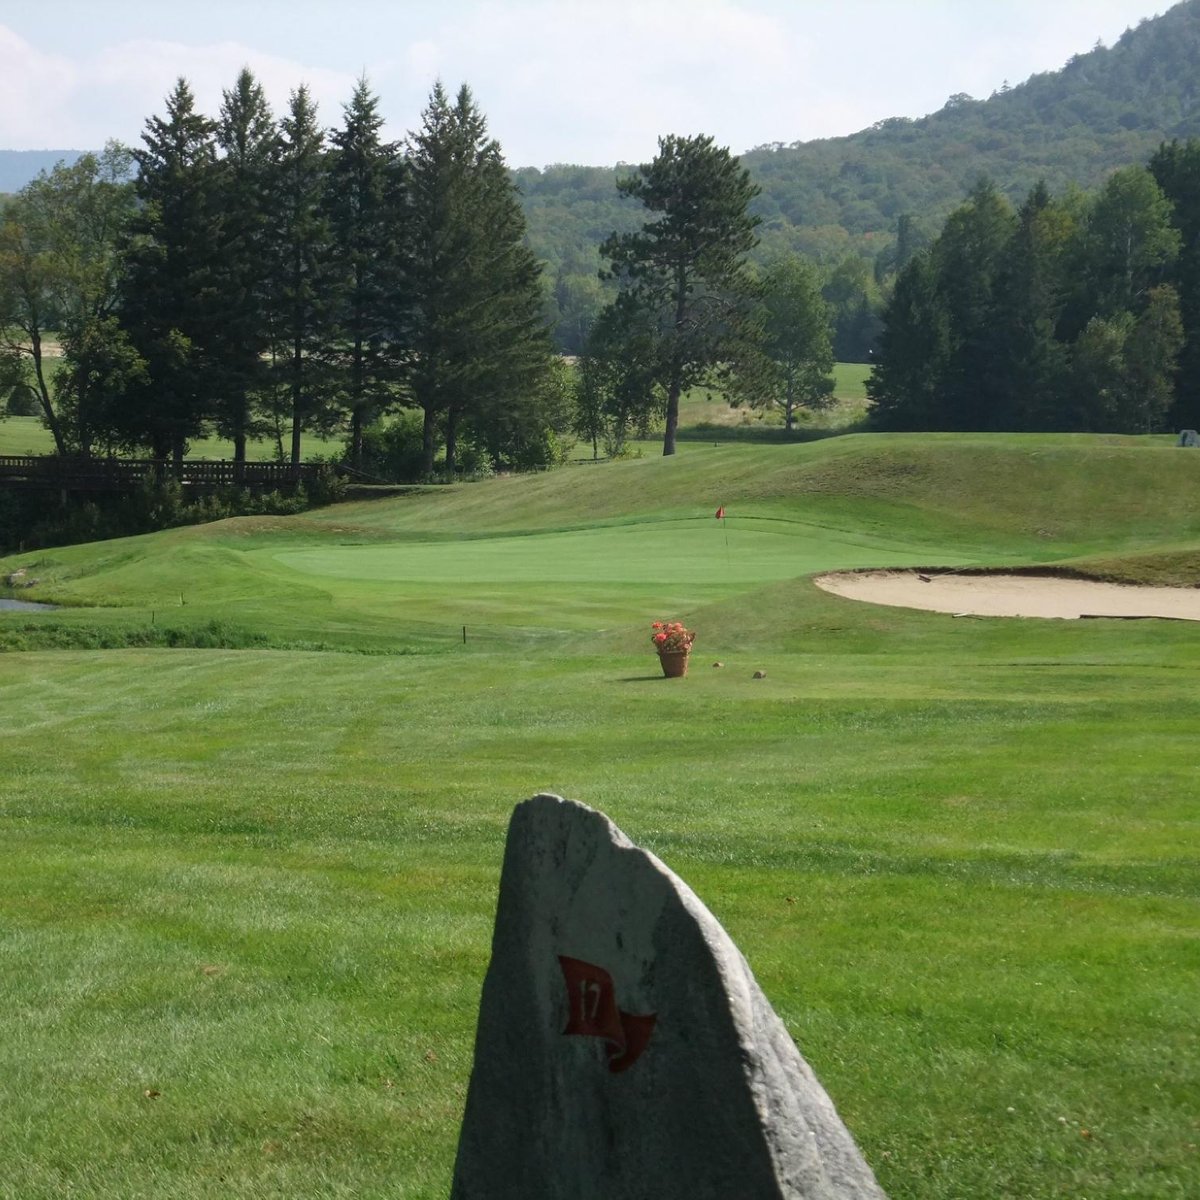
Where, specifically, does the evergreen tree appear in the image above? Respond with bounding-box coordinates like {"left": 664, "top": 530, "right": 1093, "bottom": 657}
{"left": 986, "top": 182, "right": 1075, "bottom": 429}
{"left": 822, "top": 254, "right": 883, "bottom": 363}
{"left": 272, "top": 85, "right": 338, "bottom": 466}
{"left": 326, "top": 77, "right": 404, "bottom": 469}
{"left": 930, "top": 179, "right": 1016, "bottom": 429}
{"left": 866, "top": 252, "right": 951, "bottom": 429}
{"left": 1149, "top": 138, "right": 1200, "bottom": 428}
{"left": 600, "top": 134, "right": 760, "bottom": 455}
{"left": 118, "top": 78, "right": 223, "bottom": 465}
{"left": 406, "top": 82, "right": 554, "bottom": 475}
{"left": 214, "top": 68, "right": 278, "bottom": 464}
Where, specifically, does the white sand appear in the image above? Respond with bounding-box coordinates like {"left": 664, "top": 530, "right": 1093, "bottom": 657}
{"left": 815, "top": 570, "right": 1200, "bottom": 621}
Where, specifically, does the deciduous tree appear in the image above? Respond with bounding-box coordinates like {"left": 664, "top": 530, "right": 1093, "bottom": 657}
{"left": 756, "top": 257, "right": 835, "bottom": 430}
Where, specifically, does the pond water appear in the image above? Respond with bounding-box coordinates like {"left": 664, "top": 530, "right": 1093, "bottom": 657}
{"left": 0, "top": 598, "right": 57, "bottom": 612}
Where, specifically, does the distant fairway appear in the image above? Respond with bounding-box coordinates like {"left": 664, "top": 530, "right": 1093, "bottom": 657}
{"left": 1, "top": 434, "right": 1198, "bottom": 1199}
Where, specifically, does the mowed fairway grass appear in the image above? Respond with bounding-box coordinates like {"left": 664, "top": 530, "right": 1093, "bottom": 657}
{"left": 1, "top": 433, "right": 1199, "bottom": 1199}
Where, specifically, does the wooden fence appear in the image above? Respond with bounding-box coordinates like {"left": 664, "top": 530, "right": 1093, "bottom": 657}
{"left": 0, "top": 455, "right": 324, "bottom": 494}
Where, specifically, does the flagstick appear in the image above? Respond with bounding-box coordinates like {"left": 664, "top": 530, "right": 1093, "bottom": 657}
{"left": 723, "top": 511, "right": 730, "bottom": 567}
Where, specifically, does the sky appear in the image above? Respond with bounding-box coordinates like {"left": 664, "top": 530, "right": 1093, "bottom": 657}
{"left": 0, "top": 0, "right": 1174, "bottom": 167}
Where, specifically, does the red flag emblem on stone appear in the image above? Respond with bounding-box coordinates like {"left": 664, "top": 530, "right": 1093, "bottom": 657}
{"left": 715, "top": 506, "right": 725, "bottom": 520}
{"left": 558, "top": 955, "right": 657, "bottom": 1074}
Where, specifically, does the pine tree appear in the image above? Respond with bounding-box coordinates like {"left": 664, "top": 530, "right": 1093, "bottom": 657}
{"left": 406, "top": 83, "right": 554, "bottom": 475}
{"left": 214, "top": 68, "right": 278, "bottom": 465}
{"left": 1149, "top": 139, "right": 1200, "bottom": 428}
{"left": 930, "top": 179, "right": 1016, "bottom": 429}
{"left": 326, "top": 77, "right": 404, "bottom": 469}
{"left": 272, "top": 85, "right": 338, "bottom": 466}
{"left": 119, "top": 78, "right": 223, "bottom": 466}
{"left": 986, "top": 182, "right": 1074, "bottom": 429}
{"left": 866, "top": 252, "right": 951, "bottom": 430}
{"left": 601, "top": 134, "right": 760, "bottom": 455}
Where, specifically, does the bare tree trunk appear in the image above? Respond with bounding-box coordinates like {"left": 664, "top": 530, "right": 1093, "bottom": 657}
{"left": 663, "top": 375, "right": 682, "bottom": 456}
{"left": 663, "top": 267, "right": 688, "bottom": 457}
{"left": 30, "top": 331, "right": 68, "bottom": 456}
{"left": 290, "top": 336, "right": 303, "bottom": 467}
{"left": 422, "top": 405, "right": 438, "bottom": 476}
{"left": 445, "top": 407, "right": 459, "bottom": 474}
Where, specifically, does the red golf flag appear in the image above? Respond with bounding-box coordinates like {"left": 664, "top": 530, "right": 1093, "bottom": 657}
{"left": 715, "top": 506, "right": 725, "bottom": 519}
{"left": 558, "top": 955, "right": 657, "bottom": 1074}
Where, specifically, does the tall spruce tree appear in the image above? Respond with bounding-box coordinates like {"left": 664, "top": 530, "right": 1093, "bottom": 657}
{"left": 215, "top": 68, "right": 278, "bottom": 465}
{"left": 119, "top": 78, "right": 223, "bottom": 466}
{"left": 272, "top": 85, "right": 338, "bottom": 466}
{"left": 985, "top": 182, "right": 1075, "bottom": 429}
{"left": 326, "top": 78, "right": 404, "bottom": 469}
{"left": 1150, "top": 139, "right": 1200, "bottom": 428}
{"left": 601, "top": 134, "right": 760, "bottom": 455}
{"left": 406, "top": 82, "right": 554, "bottom": 475}
{"left": 930, "top": 180, "right": 1016, "bottom": 429}
{"left": 866, "top": 252, "right": 951, "bottom": 430}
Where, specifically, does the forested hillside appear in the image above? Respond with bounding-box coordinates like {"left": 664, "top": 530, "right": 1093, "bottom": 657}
{"left": 519, "top": 0, "right": 1200, "bottom": 344}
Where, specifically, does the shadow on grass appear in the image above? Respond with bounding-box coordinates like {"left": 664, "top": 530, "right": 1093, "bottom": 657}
{"left": 676, "top": 419, "right": 869, "bottom": 444}
{"left": 617, "top": 674, "right": 688, "bottom": 683}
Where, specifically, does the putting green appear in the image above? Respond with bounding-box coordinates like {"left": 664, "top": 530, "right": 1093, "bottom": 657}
{"left": 271, "top": 518, "right": 962, "bottom": 589}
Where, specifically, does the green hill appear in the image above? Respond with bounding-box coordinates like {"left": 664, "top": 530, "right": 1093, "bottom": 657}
{"left": 519, "top": 1, "right": 1200, "bottom": 285}
{"left": 7, "top": 433, "right": 1200, "bottom": 652}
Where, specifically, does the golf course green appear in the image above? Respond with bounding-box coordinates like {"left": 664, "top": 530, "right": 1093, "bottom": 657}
{"left": 1, "top": 433, "right": 1197, "bottom": 1199}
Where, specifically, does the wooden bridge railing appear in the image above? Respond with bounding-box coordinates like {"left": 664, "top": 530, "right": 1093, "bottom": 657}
{"left": 0, "top": 455, "right": 324, "bottom": 493}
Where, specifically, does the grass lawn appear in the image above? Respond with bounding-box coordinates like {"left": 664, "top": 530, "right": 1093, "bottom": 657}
{"left": 1, "top": 434, "right": 1198, "bottom": 1198}
{"left": 0, "top": 415, "right": 345, "bottom": 461}
{"left": 2, "top": 360, "right": 874, "bottom": 461}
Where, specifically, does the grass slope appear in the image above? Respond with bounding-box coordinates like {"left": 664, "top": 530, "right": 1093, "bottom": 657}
{"left": 2, "top": 433, "right": 1199, "bottom": 1199}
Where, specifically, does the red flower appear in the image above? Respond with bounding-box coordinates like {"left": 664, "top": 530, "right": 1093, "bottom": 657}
{"left": 650, "top": 619, "right": 696, "bottom": 653}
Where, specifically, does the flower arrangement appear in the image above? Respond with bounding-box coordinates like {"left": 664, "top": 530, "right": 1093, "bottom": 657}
{"left": 651, "top": 621, "right": 695, "bottom": 654}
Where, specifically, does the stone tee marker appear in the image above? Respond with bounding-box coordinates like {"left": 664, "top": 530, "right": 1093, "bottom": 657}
{"left": 450, "top": 794, "right": 887, "bottom": 1199}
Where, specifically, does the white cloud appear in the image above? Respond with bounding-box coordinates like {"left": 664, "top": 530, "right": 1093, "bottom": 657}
{"left": 0, "top": 1, "right": 1177, "bottom": 163}
{"left": 0, "top": 25, "right": 83, "bottom": 148}
{"left": 376, "top": 0, "right": 792, "bottom": 164}
{"left": 0, "top": 23, "right": 358, "bottom": 149}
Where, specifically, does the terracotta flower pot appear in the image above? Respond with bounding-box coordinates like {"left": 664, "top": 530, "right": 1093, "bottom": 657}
{"left": 658, "top": 649, "right": 690, "bottom": 678}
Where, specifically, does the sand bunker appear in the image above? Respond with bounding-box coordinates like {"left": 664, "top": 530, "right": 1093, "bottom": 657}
{"left": 815, "top": 570, "right": 1200, "bottom": 622}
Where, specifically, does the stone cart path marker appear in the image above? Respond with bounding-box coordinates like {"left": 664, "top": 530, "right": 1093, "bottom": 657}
{"left": 450, "top": 793, "right": 887, "bottom": 1199}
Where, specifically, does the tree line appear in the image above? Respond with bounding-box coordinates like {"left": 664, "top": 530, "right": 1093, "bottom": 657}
{"left": 867, "top": 141, "right": 1200, "bottom": 434}
{"left": 0, "top": 72, "right": 563, "bottom": 477}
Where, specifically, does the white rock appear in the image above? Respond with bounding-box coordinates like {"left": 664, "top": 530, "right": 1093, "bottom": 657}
{"left": 450, "top": 794, "right": 887, "bottom": 1199}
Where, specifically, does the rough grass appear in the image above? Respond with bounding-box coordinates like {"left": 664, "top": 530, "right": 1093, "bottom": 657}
{"left": 1, "top": 432, "right": 1199, "bottom": 1199}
